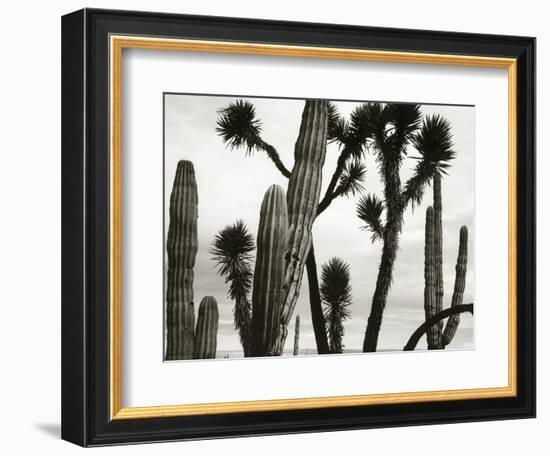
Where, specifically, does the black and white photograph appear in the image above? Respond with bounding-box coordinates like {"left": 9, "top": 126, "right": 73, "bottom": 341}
{"left": 163, "top": 94, "right": 474, "bottom": 361}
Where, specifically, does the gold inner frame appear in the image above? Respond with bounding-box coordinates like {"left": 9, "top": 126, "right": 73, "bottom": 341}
{"left": 109, "top": 35, "right": 518, "bottom": 420}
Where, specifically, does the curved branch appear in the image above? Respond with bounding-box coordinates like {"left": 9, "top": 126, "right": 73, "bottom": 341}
{"left": 257, "top": 139, "right": 291, "bottom": 178}
{"left": 317, "top": 150, "right": 349, "bottom": 214}
{"left": 403, "top": 303, "right": 473, "bottom": 351}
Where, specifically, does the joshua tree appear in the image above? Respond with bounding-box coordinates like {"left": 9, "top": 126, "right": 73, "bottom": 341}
{"left": 320, "top": 258, "right": 353, "bottom": 354}
{"left": 354, "top": 103, "right": 425, "bottom": 352}
{"left": 210, "top": 220, "right": 255, "bottom": 356}
{"left": 216, "top": 100, "right": 365, "bottom": 354}
{"left": 355, "top": 106, "right": 458, "bottom": 352}
{"left": 215, "top": 100, "right": 291, "bottom": 178}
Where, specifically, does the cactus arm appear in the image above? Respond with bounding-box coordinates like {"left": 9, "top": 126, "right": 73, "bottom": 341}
{"left": 251, "top": 185, "right": 289, "bottom": 356}
{"left": 442, "top": 226, "right": 469, "bottom": 346}
{"left": 433, "top": 173, "right": 444, "bottom": 347}
{"left": 276, "top": 100, "right": 329, "bottom": 354}
{"left": 165, "top": 160, "right": 198, "bottom": 360}
{"left": 293, "top": 315, "right": 300, "bottom": 356}
{"left": 424, "top": 206, "right": 440, "bottom": 349}
{"left": 193, "top": 296, "right": 219, "bottom": 359}
{"left": 404, "top": 303, "right": 473, "bottom": 351}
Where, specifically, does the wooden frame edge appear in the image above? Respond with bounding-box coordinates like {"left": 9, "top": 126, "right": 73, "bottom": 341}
{"left": 109, "top": 35, "right": 518, "bottom": 420}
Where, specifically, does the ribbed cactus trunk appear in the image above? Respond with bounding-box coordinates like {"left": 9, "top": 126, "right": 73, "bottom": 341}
{"left": 293, "top": 315, "right": 300, "bottom": 356}
{"left": 424, "top": 206, "right": 440, "bottom": 349}
{"left": 433, "top": 173, "right": 444, "bottom": 347}
{"left": 251, "top": 185, "right": 288, "bottom": 356}
{"left": 166, "top": 160, "right": 198, "bottom": 360}
{"left": 275, "top": 100, "right": 328, "bottom": 354}
{"left": 442, "top": 226, "right": 468, "bottom": 346}
{"left": 193, "top": 296, "right": 219, "bottom": 359}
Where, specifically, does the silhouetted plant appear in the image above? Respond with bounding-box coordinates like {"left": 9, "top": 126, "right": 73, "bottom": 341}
{"left": 210, "top": 220, "right": 255, "bottom": 356}
{"left": 251, "top": 184, "right": 288, "bottom": 356}
{"left": 166, "top": 160, "right": 198, "bottom": 360}
{"left": 293, "top": 315, "right": 300, "bottom": 356}
{"left": 216, "top": 100, "right": 291, "bottom": 178}
{"left": 216, "top": 99, "right": 366, "bottom": 355}
{"left": 354, "top": 103, "right": 427, "bottom": 352}
{"left": 194, "top": 296, "right": 219, "bottom": 359}
{"left": 352, "top": 106, "right": 459, "bottom": 352}
{"left": 166, "top": 160, "right": 220, "bottom": 360}
{"left": 405, "top": 114, "right": 456, "bottom": 348}
{"left": 321, "top": 258, "right": 353, "bottom": 354}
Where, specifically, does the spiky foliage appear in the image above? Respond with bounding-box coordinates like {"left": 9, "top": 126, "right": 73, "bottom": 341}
{"left": 386, "top": 103, "right": 423, "bottom": 147}
{"left": 403, "top": 114, "right": 456, "bottom": 207}
{"left": 321, "top": 258, "right": 353, "bottom": 354}
{"left": 336, "top": 160, "right": 367, "bottom": 197}
{"left": 216, "top": 100, "right": 262, "bottom": 153}
{"left": 317, "top": 104, "right": 367, "bottom": 215}
{"left": 327, "top": 101, "right": 349, "bottom": 144}
{"left": 356, "top": 103, "right": 423, "bottom": 352}
{"left": 356, "top": 194, "right": 385, "bottom": 242}
{"left": 210, "top": 220, "right": 255, "bottom": 356}
{"left": 348, "top": 102, "right": 386, "bottom": 149}
{"left": 214, "top": 99, "right": 367, "bottom": 356}
{"left": 216, "top": 99, "right": 291, "bottom": 178}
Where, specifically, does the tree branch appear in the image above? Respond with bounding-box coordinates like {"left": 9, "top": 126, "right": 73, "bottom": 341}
{"left": 317, "top": 150, "right": 348, "bottom": 214}
{"left": 403, "top": 303, "right": 473, "bottom": 351}
{"left": 257, "top": 139, "right": 291, "bottom": 179}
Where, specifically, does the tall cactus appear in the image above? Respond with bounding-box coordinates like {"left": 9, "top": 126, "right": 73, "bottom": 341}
{"left": 424, "top": 207, "right": 440, "bottom": 349}
{"left": 442, "top": 226, "right": 468, "bottom": 346}
{"left": 194, "top": 296, "right": 219, "bottom": 359}
{"left": 433, "top": 173, "right": 444, "bottom": 343}
{"left": 251, "top": 185, "right": 289, "bottom": 356}
{"left": 166, "top": 160, "right": 198, "bottom": 360}
{"left": 293, "top": 315, "right": 300, "bottom": 356}
{"left": 275, "top": 100, "right": 329, "bottom": 354}
{"left": 420, "top": 210, "right": 469, "bottom": 350}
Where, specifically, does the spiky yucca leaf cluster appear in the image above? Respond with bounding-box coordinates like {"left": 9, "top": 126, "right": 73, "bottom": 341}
{"left": 403, "top": 114, "right": 456, "bottom": 208}
{"left": 210, "top": 219, "right": 255, "bottom": 356}
{"left": 356, "top": 194, "right": 385, "bottom": 242}
{"left": 327, "top": 101, "right": 350, "bottom": 144}
{"left": 210, "top": 220, "right": 255, "bottom": 299}
{"left": 336, "top": 160, "right": 367, "bottom": 197}
{"left": 216, "top": 100, "right": 262, "bottom": 154}
{"left": 216, "top": 99, "right": 291, "bottom": 178}
{"left": 321, "top": 258, "right": 353, "bottom": 354}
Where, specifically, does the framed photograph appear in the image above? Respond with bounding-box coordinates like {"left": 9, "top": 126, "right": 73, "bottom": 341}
{"left": 61, "top": 8, "right": 535, "bottom": 447}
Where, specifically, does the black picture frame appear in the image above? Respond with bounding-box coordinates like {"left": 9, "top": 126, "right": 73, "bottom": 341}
{"left": 62, "top": 8, "right": 536, "bottom": 447}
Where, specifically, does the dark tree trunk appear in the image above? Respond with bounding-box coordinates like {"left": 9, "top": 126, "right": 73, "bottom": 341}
{"left": 235, "top": 295, "right": 253, "bottom": 357}
{"left": 404, "top": 303, "right": 473, "bottom": 351}
{"left": 363, "top": 155, "right": 403, "bottom": 352}
{"left": 305, "top": 246, "right": 330, "bottom": 354}
{"left": 363, "top": 221, "right": 400, "bottom": 351}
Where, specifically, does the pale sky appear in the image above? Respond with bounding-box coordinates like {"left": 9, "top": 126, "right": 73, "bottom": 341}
{"left": 164, "top": 94, "right": 475, "bottom": 355}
